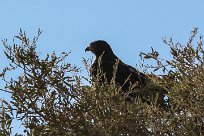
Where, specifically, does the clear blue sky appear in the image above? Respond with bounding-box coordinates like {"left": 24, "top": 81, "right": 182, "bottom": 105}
{"left": 0, "top": 0, "right": 204, "bottom": 134}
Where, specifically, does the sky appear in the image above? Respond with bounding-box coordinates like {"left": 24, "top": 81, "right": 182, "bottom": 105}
{"left": 0, "top": 0, "right": 204, "bottom": 134}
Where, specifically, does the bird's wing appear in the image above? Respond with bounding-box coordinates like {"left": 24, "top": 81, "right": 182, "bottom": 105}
{"left": 118, "top": 62, "right": 147, "bottom": 86}
{"left": 91, "top": 58, "right": 147, "bottom": 89}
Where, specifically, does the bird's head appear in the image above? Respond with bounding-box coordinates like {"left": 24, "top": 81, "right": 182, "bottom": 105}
{"left": 85, "top": 40, "right": 114, "bottom": 57}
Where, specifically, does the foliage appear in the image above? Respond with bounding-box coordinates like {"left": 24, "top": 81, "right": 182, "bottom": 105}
{"left": 0, "top": 28, "right": 203, "bottom": 135}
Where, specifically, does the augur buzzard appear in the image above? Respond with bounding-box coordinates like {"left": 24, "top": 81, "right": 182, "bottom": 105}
{"left": 85, "top": 40, "right": 167, "bottom": 107}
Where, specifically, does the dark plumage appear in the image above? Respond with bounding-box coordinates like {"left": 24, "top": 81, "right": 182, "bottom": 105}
{"left": 85, "top": 40, "right": 167, "bottom": 107}
{"left": 85, "top": 40, "right": 146, "bottom": 91}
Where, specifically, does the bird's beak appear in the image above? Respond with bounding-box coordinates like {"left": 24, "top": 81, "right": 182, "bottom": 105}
{"left": 85, "top": 46, "right": 90, "bottom": 52}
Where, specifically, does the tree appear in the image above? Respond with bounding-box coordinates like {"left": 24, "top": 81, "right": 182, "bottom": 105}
{"left": 0, "top": 28, "right": 203, "bottom": 135}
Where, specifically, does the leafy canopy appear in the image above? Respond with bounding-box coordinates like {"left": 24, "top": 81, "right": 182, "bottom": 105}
{"left": 0, "top": 28, "right": 203, "bottom": 136}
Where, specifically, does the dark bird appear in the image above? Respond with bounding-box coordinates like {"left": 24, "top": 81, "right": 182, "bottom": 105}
{"left": 85, "top": 40, "right": 167, "bottom": 107}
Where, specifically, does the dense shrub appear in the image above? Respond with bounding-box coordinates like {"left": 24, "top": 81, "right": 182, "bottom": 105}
{"left": 0, "top": 28, "right": 203, "bottom": 135}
